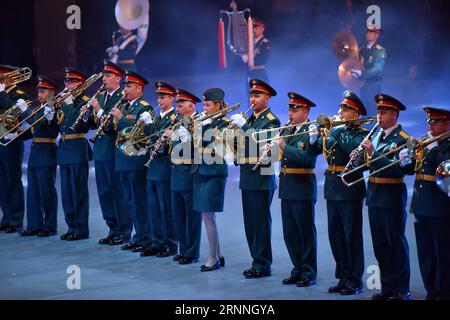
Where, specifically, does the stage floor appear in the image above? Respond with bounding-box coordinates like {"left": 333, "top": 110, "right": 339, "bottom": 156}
{"left": 0, "top": 162, "right": 426, "bottom": 300}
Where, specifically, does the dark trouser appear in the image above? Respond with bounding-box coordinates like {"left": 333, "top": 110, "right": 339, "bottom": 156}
{"left": 172, "top": 189, "right": 201, "bottom": 259}
{"left": 60, "top": 163, "right": 89, "bottom": 236}
{"left": 147, "top": 179, "right": 177, "bottom": 250}
{"left": 95, "top": 161, "right": 132, "bottom": 238}
{"left": 327, "top": 200, "right": 364, "bottom": 288}
{"left": 26, "top": 165, "right": 58, "bottom": 232}
{"left": 360, "top": 80, "right": 382, "bottom": 117}
{"left": 119, "top": 170, "right": 149, "bottom": 245}
{"left": 414, "top": 216, "right": 450, "bottom": 300}
{"left": 242, "top": 189, "right": 274, "bottom": 272}
{"left": 368, "top": 206, "right": 410, "bottom": 295}
{"left": 281, "top": 199, "right": 317, "bottom": 280}
{"left": 0, "top": 146, "right": 24, "bottom": 228}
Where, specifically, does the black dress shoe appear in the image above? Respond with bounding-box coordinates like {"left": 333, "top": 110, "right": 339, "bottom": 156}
{"left": 328, "top": 280, "right": 346, "bottom": 293}
{"left": 219, "top": 256, "right": 225, "bottom": 267}
{"left": 37, "top": 231, "right": 57, "bottom": 237}
{"left": 60, "top": 232, "right": 74, "bottom": 240}
{"left": 121, "top": 242, "right": 137, "bottom": 250}
{"left": 387, "top": 292, "right": 411, "bottom": 300}
{"left": 67, "top": 234, "right": 89, "bottom": 241}
{"left": 282, "top": 276, "right": 300, "bottom": 285}
{"left": 372, "top": 293, "right": 392, "bottom": 300}
{"left": 132, "top": 245, "right": 148, "bottom": 253}
{"left": 157, "top": 247, "right": 177, "bottom": 257}
{"left": 98, "top": 235, "right": 115, "bottom": 245}
{"left": 109, "top": 235, "right": 128, "bottom": 245}
{"left": 20, "top": 229, "right": 40, "bottom": 237}
{"left": 340, "top": 286, "right": 363, "bottom": 295}
{"left": 6, "top": 226, "right": 20, "bottom": 233}
{"left": 296, "top": 278, "right": 316, "bottom": 287}
{"left": 173, "top": 255, "right": 184, "bottom": 262}
{"left": 179, "top": 257, "right": 199, "bottom": 265}
{"left": 200, "top": 260, "right": 220, "bottom": 272}
{"left": 243, "top": 267, "right": 256, "bottom": 276}
{"left": 245, "top": 269, "right": 271, "bottom": 279}
{"left": 0, "top": 224, "right": 9, "bottom": 231}
{"left": 140, "top": 246, "right": 160, "bottom": 256}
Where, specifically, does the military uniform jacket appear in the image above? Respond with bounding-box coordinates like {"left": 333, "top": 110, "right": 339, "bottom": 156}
{"left": 144, "top": 109, "right": 177, "bottom": 181}
{"left": 113, "top": 31, "right": 138, "bottom": 62}
{"left": 365, "top": 125, "right": 409, "bottom": 208}
{"left": 114, "top": 97, "right": 152, "bottom": 172}
{"left": 403, "top": 137, "right": 450, "bottom": 218}
{"left": 0, "top": 87, "right": 28, "bottom": 154}
{"left": 278, "top": 123, "right": 318, "bottom": 201}
{"left": 89, "top": 88, "right": 125, "bottom": 162}
{"left": 237, "top": 108, "right": 281, "bottom": 190}
{"left": 56, "top": 94, "right": 91, "bottom": 165}
{"left": 253, "top": 36, "right": 270, "bottom": 68}
{"left": 308, "top": 125, "right": 368, "bottom": 200}
{"left": 22, "top": 105, "right": 59, "bottom": 167}
{"left": 359, "top": 42, "right": 386, "bottom": 82}
{"left": 191, "top": 116, "right": 230, "bottom": 177}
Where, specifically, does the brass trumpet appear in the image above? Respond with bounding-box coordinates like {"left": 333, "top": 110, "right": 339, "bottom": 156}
{"left": 340, "top": 130, "right": 450, "bottom": 187}
{"left": 0, "top": 67, "right": 32, "bottom": 88}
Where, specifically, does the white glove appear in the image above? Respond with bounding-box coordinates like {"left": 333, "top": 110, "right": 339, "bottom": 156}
{"left": 81, "top": 105, "right": 90, "bottom": 122}
{"left": 16, "top": 99, "right": 27, "bottom": 112}
{"left": 139, "top": 111, "right": 153, "bottom": 125}
{"left": 136, "top": 149, "right": 148, "bottom": 156}
{"left": 44, "top": 106, "right": 54, "bottom": 121}
{"left": 179, "top": 125, "right": 190, "bottom": 143}
{"left": 0, "top": 83, "right": 5, "bottom": 93}
{"left": 201, "top": 118, "right": 212, "bottom": 126}
{"left": 425, "top": 131, "right": 439, "bottom": 151}
{"left": 309, "top": 124, "right": 319, "bottom": 144}
{"left": 350, "top": 69, "right": 362, "bottom": 78}
{"left": 224, "top": 153, "right": 235, "bottom": 165}
{"left": 3, "top": 132, "right": 18, "bottom": 141}
{"left": 63, "top": 95, "right": 73, "bottom": 105}
{"left": 230, "top": 114, "right": 246, "bottom": 128}
{"left": 399, "top": 148, "right": 412, "bottom": 167}
{"left": 97, "top": 109, "right": 104, "bottom": 119}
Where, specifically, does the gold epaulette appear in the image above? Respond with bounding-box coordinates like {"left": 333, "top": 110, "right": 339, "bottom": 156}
{"left": 57, "top": 111, "right": 65, "bottom": 125}
{"left": 170, "top": 114, "right": 177, "bottom": 122}
{"left": 140, "top": 100, "right": 149, "bottom": 106}
{"left": 375, "top": 44, "right": 383, "bottom": 49}
{"left": 266, "top": 113, "right": 275, "bottom": 121}
{"left": 222, "top": 117, "right": 231, "bottom": 122}
{"left": 82, "top": 95, "right": 89, "bottom": 102}
{"left": 399, "top": 130, "right": 409, "bottom": 139}
{"left": 15, "top": 89, "right": 25, "bottom": 95}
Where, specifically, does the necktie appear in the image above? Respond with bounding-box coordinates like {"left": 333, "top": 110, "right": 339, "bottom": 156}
{"left": 379, "top": 131, "right": 386, "bottom": 143}
{"left": 105, "top": 94, "right": 111, "bottom": 106}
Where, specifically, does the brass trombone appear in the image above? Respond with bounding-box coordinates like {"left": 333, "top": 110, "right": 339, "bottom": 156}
{"left": 340, "top": 130, "right": 450, "bottom": 187}
{"left": 0, "top": 72, "right": 103, "bottom": 146}
{"left": 0, "top": 67, "right": 32, "bottom": 88}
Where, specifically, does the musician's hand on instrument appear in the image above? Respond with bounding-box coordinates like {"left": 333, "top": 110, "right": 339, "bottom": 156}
{"left": 3, "top": 132, "right": 18, "bottom": 141}
{"left": 90, "top": 98, "right": 101, "bottom": 113}
{"left": 361, "top": 139, "right": 374, "bottom": 156}
{"left": 425, "top": 131, "right": 439, "bottom": 151}
{"left": 139, "top": 111, "right": 153, "bottom": 125}
{"left": 276, "top": 138, "right": 286, "bottom": 150}
{"left": 241, "top": 54, "right": 249, "bottom": 64}
{"left": 309, "top": 124, "right": 319, "bottom": 144}
{"left": 110, "top": 107, "right": 123, "bottom": 121}
{"left": 399, "top": 148, "right": 412, "bottom": 166}
{"left": 260, "top": 143, "right": 272, "bottom": 154}
{"left": 179, "top": 125, "right": 190, "bottom": 143}
{"left": 136, "top": 148, "right": 148, "bottom": 156}
{"left": 80, "top": 105, "right": 90, "bottom": 122}
{"left": 224, "top": 152, "right": 235, "bottom": 165}
{"left": 96, "top": 108, "right": 104, "bottom": 119}
{"left": 16, "top": 99, "right": 28, "bottom": 112}
{"left": 163, "top": 129, "right": 172, "bottom": 139}
{"left": 44, "top": 106, "right": 54, "bottom": 121}
{"left": 201, "top": 118, "right": 212, "bottom": 126}
{"left": 350, "top": 69, "right": 362, "bottom": 79}
{"left": 0, "top": 83, "right": 5, "bottom": 93}
{"left": 230, "top": 114, "right": 246, "bottom": 128}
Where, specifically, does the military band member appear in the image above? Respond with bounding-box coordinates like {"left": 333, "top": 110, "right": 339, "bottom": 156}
{"left": 0, "top": 65, "right": 28, "bottom": 233}
{"left": 57, "top": 67, "right": 91, "bottom": 241}
{"left": 190, "top": 88, "right": 229, "bottom": 271}
{"left": 276, "top": 92, "right": 319, "bottom": 287}
{"left": 139, "top": 81, "right": 178, "bottom": 257}
{"left": 308, "top": 91, "right": 368, "bottom": 295}
{"left": 230, "top": 79, "right": 280, "bottom": 278}
{"left": 351, "top": 24, "right": 386, "bottom": 116}
{"left": 87, "top": 61, "right": 131, "bottom": 245}
{"left": 19, "top": 76, "right": 59, "bottom": 237}
{"left": 242, "top": 18, "right": 270, "bottom": 82}
{"left": 399, "top": 107, "right": 450, "bottom": 300}
{"left": 168, "top": 89, "right": 202, "bottom": 264}
{"left": 360, "top": 94, "right": 411, "bottom": 300}
{"left": 108, "top": 70, "right": 152, "bottom": 252}
{"left": 106, "top": 27, "right": 138, "bottom": 72}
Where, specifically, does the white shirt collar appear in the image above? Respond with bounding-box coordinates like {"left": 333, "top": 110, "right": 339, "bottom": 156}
{"left": 381, "top": 123, "right": 399, "bottom": 138}
{"left": 107, "top": 86, "right": 120, "bottom": 96}
{"left": 254, "top": 35, "right": 264, "bottom": 43}
{"left": 129, "top": 98, "right": 138, "bottom": 106}
{"left": 367, "top": 41, "right": 376, "bottom": 50}
{"left": 159, "top": 107, "right": 174, "bottom": 118}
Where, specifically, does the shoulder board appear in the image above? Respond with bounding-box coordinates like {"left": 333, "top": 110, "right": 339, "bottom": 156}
{"left": 375, "top": 44, "right": 383, "bottom": 49}
{"left": 170, "top": 114, "right": 177, "bottom": 121}
{"left": 222, "top": 117, "right": 231, "bottom": 122}
{"left": 139, "top": 100, "right": 149, "bottom": 106}
{"left": 399, "top": 130, "right": 409, "bottom": 139}
{"left": 360, "top": 127, "right": 369, "bottom": 131}
{"left": 266, "top": 113, "right": 275, "bottom": 121}
{"left": 15, "top": 89, "right": 25, "bottom": 95}
{"left": 82, "top": 95, "right": 89, "bottom": 102}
